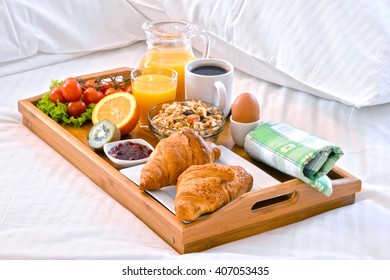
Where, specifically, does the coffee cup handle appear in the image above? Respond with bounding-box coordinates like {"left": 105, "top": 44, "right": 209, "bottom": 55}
{"left": 214, "top": 81, "right": 227, "bottom": 112}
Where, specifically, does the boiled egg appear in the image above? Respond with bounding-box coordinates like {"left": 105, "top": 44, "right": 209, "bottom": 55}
{"left": 231, "top": 92, "right": 260, "bottom": 123}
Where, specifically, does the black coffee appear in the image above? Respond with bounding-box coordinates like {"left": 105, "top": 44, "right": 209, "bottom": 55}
{"left": 191, "top": 65, "right": 228, "bottom": 76}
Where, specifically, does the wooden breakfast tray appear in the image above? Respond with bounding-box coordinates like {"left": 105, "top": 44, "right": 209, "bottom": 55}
{"left": 18, "top": 67, "right": 361, "bottom": 254}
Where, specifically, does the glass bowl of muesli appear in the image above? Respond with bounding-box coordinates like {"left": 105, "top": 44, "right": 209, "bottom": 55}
{"left": 148, "top": 99, "right": 226, "bottom": 142}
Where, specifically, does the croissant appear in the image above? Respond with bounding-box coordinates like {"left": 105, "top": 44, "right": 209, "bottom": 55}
{"left": 139, "top": 128, "right": 221, "bottom": 190}
{"left": 175, "top": 163, "right": 253, "bottom": 222}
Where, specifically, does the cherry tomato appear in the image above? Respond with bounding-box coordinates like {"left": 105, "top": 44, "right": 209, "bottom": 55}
{"left": 93, "top": 80, "right": 104, "bottom": 90}
{"left": 98, "top": 82, "right": 110, "bottom": 94}
{"left": 116, "top": 81, "right": 125, "bottom": 90}
{"left": 106, "top": 80, "right": 124, "bottom": 90}
{"left": 83, "top": 79, "right": 96, "bottom": 89}
{"left": 125, "top": 85, "right": 132, "bottom": 93}
{"left": 67, "top": 100, "right": 86, "bottom": 117}
{"left": 83, "top": 87, "right": 104, "bottom": 105}
{"left": 62, "top": 78, "right": 83, "bottom": 101}
{"left": 104, "top": 87, "right": 120, "bottom": 96}
{"left": 49, "top": 86, "right": 67, "bottom": 103}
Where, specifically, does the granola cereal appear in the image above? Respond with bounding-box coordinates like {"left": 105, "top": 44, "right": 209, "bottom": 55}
{"left": 150, "top": 100, "right": 225, "bottom": 138}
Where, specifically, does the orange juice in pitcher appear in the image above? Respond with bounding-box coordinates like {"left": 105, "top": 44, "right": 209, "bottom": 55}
{"left": 140, "top": 20, "right": 210, "bottom": 100}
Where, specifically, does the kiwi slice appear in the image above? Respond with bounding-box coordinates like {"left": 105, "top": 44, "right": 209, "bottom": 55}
{"left": 88, "top": 119, "right": 121, "bottom": 150}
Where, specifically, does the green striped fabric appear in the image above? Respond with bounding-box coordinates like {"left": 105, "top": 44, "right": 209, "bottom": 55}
{"left": 244, "top": 122, "right": 344, "bottom": 196}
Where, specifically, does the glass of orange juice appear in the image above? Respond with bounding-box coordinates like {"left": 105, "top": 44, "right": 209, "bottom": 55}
{"left": 131, "top": 66, "right": 178, "bottom": 128}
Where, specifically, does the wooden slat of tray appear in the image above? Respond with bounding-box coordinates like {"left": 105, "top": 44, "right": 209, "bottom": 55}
{"left": 17, "top": 67, "right": 362, "bottom": 254}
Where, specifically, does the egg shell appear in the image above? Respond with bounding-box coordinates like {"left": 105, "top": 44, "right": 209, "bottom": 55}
{"left": 231, "top": 92, "right": 260, "bottom": 123}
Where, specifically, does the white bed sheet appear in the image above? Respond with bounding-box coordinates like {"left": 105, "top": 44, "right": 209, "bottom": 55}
{"left": 1, "top": 41, "right": 389, "bottom": 260}
{"left": 128, "top": 0, "right": 390, "bottom": 108}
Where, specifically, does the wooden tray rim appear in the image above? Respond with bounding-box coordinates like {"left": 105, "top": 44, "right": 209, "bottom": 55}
{"left": 17, "top": 67, "right": 362, "bottom": 254}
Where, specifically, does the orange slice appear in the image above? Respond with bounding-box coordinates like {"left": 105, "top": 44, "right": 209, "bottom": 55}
{"left": 92, "top": 92, "right": 140, "bottom": 135}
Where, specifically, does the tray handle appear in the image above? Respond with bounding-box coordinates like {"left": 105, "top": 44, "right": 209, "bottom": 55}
{"left": 250, "top": 190, "right": 297, "bottom": 211}
{"left": 248, "top": 181, "right": 302, "bottom": 215}
{"left": 248, "top": 165, "right": 361, "bottom": 211}
{"left": 209, "top": 170, "right": 361, "bottom": 223}
{"left": 209, "top": 180, "right": 302, "bottom": 221}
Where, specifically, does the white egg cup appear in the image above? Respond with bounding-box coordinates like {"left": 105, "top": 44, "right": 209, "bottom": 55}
{"left": 230, "top": 116, "right": 262, "bottom": 147}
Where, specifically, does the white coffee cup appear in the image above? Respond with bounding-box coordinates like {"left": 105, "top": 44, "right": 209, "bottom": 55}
{"left": 185, "top": 58, "right": 234, "bottom": 116}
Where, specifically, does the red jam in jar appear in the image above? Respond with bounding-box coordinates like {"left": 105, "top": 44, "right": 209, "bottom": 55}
{"left": 108, "top": 141, "right": 152, "bottom": 160}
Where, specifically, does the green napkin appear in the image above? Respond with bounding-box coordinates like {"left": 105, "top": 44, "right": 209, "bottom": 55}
{"left": 244, "top": 122, "right": 344, "bottom": 196}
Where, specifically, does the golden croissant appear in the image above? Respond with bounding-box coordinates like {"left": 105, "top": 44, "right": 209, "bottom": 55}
{"left": 175, "top": 163, "right": 253, "bottom": 222}
{"left": 139, "top": 128, "right": 221, "bottom": 190}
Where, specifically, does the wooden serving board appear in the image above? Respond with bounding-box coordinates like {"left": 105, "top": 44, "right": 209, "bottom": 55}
{"left": 18, "top": 67, "right": 362, "bottom": 254}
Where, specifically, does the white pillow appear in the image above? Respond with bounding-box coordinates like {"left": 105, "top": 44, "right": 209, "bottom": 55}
{"left": 0, "top": 0, "right": 146, "bottom": 74}
{"left": 128, "top": 0, "right": 390, "bottom": 107}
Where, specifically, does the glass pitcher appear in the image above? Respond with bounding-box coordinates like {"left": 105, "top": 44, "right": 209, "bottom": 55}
{"left": 140, "top": 19, "right": 210, "bottom": 101}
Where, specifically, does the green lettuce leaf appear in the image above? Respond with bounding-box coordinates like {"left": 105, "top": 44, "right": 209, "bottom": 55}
{"left": 37, "top": 93, "right": 95, "bottom": 128}
{"left": 49, "top": 79, "right": 64, "bottom": 90}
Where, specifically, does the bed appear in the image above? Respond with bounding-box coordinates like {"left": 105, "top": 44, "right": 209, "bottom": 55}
{"left": 1, "top": 0, "right": 389, "bottom": 260}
